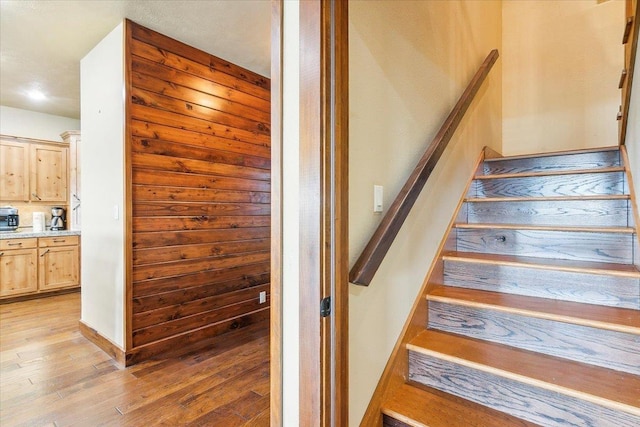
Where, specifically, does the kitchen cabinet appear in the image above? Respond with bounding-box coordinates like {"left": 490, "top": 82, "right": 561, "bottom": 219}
{"left": 38, "top": 236, "right": 79, "bottom": 291}
{"left": 0, "top": 238, "right": 38, "bottom": 297}
{"left": 0, "top": 136, "right": 68, "bottom": 203}
{"left": 61, "top": 131, "right": 81, "bottom": 230}
{"left": 0, "top": 140, "right": 30, "bottom": 201}
{"left": 30, "top": 143, "right": 68, "bottom": 203}
{"left": 0, "top": 235, "right": 80, "bottom": 299}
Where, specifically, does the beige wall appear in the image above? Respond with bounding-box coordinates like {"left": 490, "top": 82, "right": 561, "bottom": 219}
{"left": 502, "top": 0, "right": 624, "bottom": 155}
{"left": 348, "top": 1, "right": 502, "bottom": 424}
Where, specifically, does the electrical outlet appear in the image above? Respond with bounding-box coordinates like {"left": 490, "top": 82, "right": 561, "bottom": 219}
{"left": 259, "top": 291, "right": 266, "bottom": 304}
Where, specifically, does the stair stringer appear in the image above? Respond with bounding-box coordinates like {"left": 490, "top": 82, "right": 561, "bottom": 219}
{"left": 359, "top": 147, "right": 489, "bottom": 427}
{"left": 621, "top": 144, "right": 640, "bottom": 270}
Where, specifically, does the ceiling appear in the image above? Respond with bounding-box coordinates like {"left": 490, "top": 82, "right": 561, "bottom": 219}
{"left": 0, "top": 0, "right": 271, "bottom": 120}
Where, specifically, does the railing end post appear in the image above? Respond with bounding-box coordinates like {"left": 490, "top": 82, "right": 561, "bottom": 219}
{"left": 349, "top": 267, "right": 371, "bottom": 286}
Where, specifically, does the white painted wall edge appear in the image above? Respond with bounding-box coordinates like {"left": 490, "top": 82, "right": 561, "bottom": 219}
{"left": 80, "top": 21, "right": 126, "bottom": 348}
{"left": 281, "top": 2, "right": 300, "bottom": 425}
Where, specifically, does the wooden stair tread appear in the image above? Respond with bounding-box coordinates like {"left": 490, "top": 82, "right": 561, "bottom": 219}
{"left": 408, "top": 329, "right": 640, "bottom": 413}
{"left": 427, "top": 286, "right": 640, "bottom": 333}
{"left": 382, "top": 383, "right": 537, "bottom": 427}
{"left": 483, "top": 146, "right": 619, "bottom": 163}
{"left": 475, "top": 166, "right": 625, "bottom": 180}
{"left": 454, "top": 223, "right": 636, "bottom": 234}
{"left": 465, "top": 194, "right": 631, "bottom": 203}
{"left": 375, "top": 145, "right": 640, "bottom": 425}
{"left": 442, "top": 251, "right": 640, "bottom": 278}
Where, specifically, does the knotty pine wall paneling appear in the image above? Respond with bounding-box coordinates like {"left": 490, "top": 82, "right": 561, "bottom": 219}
{"left": 125, "top": 20, "right": 270, "bottom": 363}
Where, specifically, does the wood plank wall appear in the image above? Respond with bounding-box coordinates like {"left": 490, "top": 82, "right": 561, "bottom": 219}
{"left": 126, "top": 21, "right": 270, "bottom": 359}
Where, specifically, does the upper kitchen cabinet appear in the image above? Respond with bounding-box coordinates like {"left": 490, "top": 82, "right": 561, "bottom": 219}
{"left": 30, "top": 143, "right": 68, "bottom": 202}
{"left": 0, "top": 139, "right": 30, "bottom": 201}
{"left": 0, "top": 136, "right": 68, "bottom": 203}
{"left": 61, "top": 131, "right": 80, "bottom": 230}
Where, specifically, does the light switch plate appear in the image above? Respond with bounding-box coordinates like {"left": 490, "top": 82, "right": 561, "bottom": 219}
{"left": 374, "top": 185, "right": 383, "bottom": 213}
{"left": 259, "top": 291, "right": 266, "bottom": 304}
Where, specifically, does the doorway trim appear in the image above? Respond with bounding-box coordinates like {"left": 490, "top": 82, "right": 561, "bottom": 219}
{"left": 270, "top": 0, "right": 284, "bottom": 425}
{"left": 270, "top": 0, "right": 349, "bottom": 425}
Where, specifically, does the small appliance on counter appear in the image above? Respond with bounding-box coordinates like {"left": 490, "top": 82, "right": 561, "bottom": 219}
{"left": 0, "top": 206, "right": 19, "bottom": 231}
{"left": 33, "top": 212, "right": 46, "bottom": 232}
{"left": 50, "top": 207, "right": 66, "bottom": 231}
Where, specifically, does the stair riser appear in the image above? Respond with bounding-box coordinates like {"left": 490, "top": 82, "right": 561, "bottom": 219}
{"left": 408, "top": 352, "right": 640, "bottom": 427}
{"left": 466, "top": 199, "right": 632, "bottom": 227}
{"left": 443, "top": 261, "right": 640, "bottom": 309}
{"left": 456, "top": 228, "right": 634, "bottom": 264}
{"left": 482, "top": 151, "right": 621, "bottom": 175}
{"left": 428, "top": 301, "right": 640, "bottom": 374}
{"left": 470, "top": 172, "right": 626, "bottom": 198}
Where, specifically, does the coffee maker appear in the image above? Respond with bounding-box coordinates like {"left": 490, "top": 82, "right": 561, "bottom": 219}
{"left": 50, "top": 207, "right": 66, "bottom": 231}
{"left": 0, "top": 206, "right": 19, "bottom": 231}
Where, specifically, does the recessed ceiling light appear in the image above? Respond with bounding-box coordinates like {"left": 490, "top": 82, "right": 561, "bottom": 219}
{"left": 28, "top": 89, "right": 46, "bottom": 101}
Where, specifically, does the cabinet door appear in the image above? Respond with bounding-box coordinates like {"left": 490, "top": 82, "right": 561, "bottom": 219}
{"left": 0, "top": 248, "right": 38, "bottom": 297}
{"left": 65, "top": 132, "right": 81, "bottom": 230}
{"left": 30, "top": 144, "right": 68, "bottom": 202}
{"left": 39, "top": 245, "right": 79, "bottom": 290}
{"left": 0, "top": 141, "right": 30, "bottom": 201}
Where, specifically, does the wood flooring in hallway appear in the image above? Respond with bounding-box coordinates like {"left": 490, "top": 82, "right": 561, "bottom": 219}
{"left": 0, "top": 292, "right": 270, "bottom": 426}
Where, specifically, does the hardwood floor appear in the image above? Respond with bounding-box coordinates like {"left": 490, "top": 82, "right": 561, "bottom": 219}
{"left": 0, "top": 292, "right": 270, "bottom": 426}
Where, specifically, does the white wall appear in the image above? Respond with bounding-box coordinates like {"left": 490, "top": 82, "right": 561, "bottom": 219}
{"left": 348, "top": 1, "right": 502, "bottom": 425}
{"left": 80, "top": 22, "right": 125, "bottom": 348}
{"left": 281, "top": 1, "right": 300, "bottom": 425}
{"left": 502, "top": 0, "right": 624, "bottom": 155}
{"left": 0, "top": 105, "right": 79, "bottom": 141}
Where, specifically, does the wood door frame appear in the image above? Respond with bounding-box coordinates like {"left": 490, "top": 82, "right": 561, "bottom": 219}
{"left": 271, "top": 0, "right": 349, "bottom": 425}
{"left": 270, "top": 1, "right": 283, "bottom": 425}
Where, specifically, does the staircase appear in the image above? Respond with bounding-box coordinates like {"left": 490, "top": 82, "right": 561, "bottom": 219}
{"left": 379, "top": 147, "right": 640, "bottom": 427}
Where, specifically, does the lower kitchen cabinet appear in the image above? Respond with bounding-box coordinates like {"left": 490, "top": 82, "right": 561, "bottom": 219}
{"left": 0, "top": 235, "right": 80, "bottom": 299}
{"left": 39, "top": 236, "right": 80, "bottom": 291}
{"left": 0, "top": 238, "right": 38, "bottom": 297}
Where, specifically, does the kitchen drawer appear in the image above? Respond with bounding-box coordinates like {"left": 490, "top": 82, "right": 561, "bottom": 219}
{"left": 39, "top": 235, "right": 79, "bottom": 248}
{"left": 0, "top": 238, "right": 37, "bottom": 250}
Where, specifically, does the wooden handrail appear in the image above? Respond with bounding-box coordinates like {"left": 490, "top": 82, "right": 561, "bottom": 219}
{"left": 349, "top": 49, "right": 499, "bottom": 286}
{"left": 620, "top": 0, "right": 639, "bottom": 146}
{"left": 623, "top": 16, "right": 633, "bottom": 44}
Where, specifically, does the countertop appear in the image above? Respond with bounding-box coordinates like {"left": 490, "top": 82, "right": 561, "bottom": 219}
{"left": 0, "top": 229, "right": 81, "bottom": 239}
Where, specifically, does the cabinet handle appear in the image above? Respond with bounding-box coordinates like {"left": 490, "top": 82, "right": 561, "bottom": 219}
{"left": 7, "top": 242, "right": 23, "bottom": 246}
{"left": 53, "top": 239, "right": 66, "bottom": 243}
{"left": 31, "top": 192, "right": 42, "bottom": 201}
{"left": 40, "top": 249, "right": 50, "bottom": 257}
